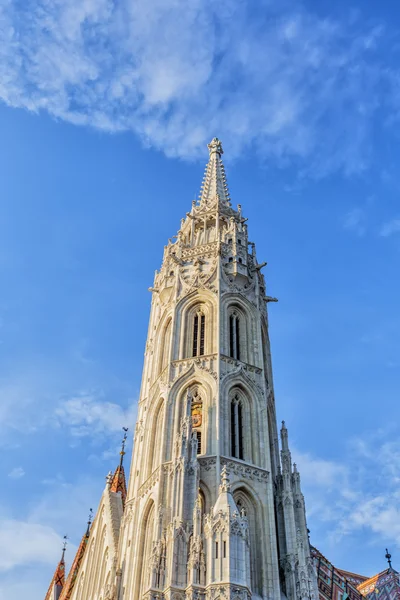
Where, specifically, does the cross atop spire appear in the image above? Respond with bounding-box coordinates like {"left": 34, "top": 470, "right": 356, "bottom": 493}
{"left": 199, "top": 138, "right": 231, "bottom": 209}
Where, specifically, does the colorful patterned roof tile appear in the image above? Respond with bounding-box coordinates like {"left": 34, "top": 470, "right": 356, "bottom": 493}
{"left": 58, "top": 532, "right": 89, "bottom": 600}
{"left": 110, "top": 463, "right": 127, "bottom": 505}
{"left": 44, "top": 549, "right": 66, "bottom": 600}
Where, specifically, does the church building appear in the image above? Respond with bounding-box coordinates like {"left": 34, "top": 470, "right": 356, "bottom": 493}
{"left": 43, "top": 139, "right": 398, "bottom": 600}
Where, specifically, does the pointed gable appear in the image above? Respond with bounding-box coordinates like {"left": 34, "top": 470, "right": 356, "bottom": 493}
{"left": 358, "top": 568, "right": 400, "bottom": 600}
{"left": 110, "top": 463, "right": 127, "bottom": 506}
{"left": 44, "top": 552, "right": 66, "bottom": 600}
{"left": 59, "top": 531, "right": 90, "bottom": 600}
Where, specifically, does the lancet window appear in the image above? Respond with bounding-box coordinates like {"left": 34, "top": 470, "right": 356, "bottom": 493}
{"left": 234, "top": 491, "right": 262, "bottom": 595}
{"left": 230, "top": 394, "right": 244, "bottom": 460}
{"left": 192, "top": 311, "right": 205, "bottom": 357}
{"left": 138, "top": 502, "right": 155, "bottom": 597}
{"left": 229, "top": 312, "right": 241, "bottom": 360}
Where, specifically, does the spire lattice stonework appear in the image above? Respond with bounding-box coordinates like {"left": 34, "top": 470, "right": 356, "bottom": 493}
{"left": 199, "top": 137, "right": 231, "bottom": 209}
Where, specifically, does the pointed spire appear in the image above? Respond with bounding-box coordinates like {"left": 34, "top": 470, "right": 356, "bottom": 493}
{"left": 280, "top": 420, "right": 289, "bottom": 452}
{"left": 59, "top": 512, "right": 92, "bottom": 600}
{"left": 110, "top": 428, "right": 128, "bottom": 506}
{"left": 44, "top": 536, "right": 67, "bottom": 600}
{"left": 199, "top": 138, "right": 231, "bottom": 209}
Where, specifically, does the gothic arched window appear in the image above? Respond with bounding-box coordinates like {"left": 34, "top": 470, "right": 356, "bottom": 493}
{"left": 229, "top": 313, "right": 241, "bottom": 360}
{"left": 234, "top": 490, "right": 262, "bottom": 596}
{"left": 192, "top": 311, "right": 205, "bottom": 357}
{"left": 230, "top": 394, "right": 244, "bottom": 460}
{"left": 138, "top": 501, "right": 155, "bottom": 597}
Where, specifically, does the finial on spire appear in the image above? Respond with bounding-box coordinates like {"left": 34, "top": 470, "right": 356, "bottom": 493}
{"left": 119, "top": 427, "right": 128, "bottom": 467}
{"left": 207, "top": 137, "right": 223, "bottom": 157}
{"left": 86, "top": 508, "right": 93, "bottom": 537}
{"left": 280, "top": 420, "right": 290, "bottom": 453}
{"left": 110, "top": 428, "right": 128, "bottom": 505}
{"left": 61, "top": 535, "right": 68, "bottom": 561}
{"left": 386, "top": 548, "right": 393, "bottom": 570}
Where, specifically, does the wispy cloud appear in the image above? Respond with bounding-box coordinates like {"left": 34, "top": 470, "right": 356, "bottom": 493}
{"left": 294, "top": 428, "right": 400, "bottom": 552}
{"left": 7, "top": 467, "right": 25, "bottom": 480}
{"left": 54, "top": 391, "right": 136, "bottom": 437}
{"left": 343, "top": 208, "right": 367, "bottom": 236}
{"left": 0, "top": 0, "right": 397, "bottom": 175}
{"left": 380, "top": 218, "right": 400, "bottom": 237}
{"left": 0, "top": 520, "right": 62, "bottom": 572}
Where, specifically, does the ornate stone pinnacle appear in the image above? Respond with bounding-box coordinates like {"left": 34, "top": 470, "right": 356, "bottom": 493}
{"left": 219, "top": 465, "right": 231, "bottom": 492}
{"left": 207, "top": 137, "right": 223, "bottom": 156}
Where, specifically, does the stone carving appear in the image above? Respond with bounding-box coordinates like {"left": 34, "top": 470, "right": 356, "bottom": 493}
{"left": 220, "top": 458, "right": 269, "bottom": 483}
{"left": 198, "top": 457, "right": 216, "bottom": 471}
{"left": 138, "top": 467, "right": 160, "bottom": 499}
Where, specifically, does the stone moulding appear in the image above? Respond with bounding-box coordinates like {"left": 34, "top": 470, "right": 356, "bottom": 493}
{"left": 138, "top": 467, "right": 160, "bottom": 499}
{"left": 220, "top": 457, "right": 269, "bottom": 483}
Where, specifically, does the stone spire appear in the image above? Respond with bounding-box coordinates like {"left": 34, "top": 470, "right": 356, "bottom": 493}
{"left": 198, "top": 137, "right": 231, "bottom": 209}
{"left": 110, "top": 427, "right": 128, "bottom": 506}
{"left": 44, "top": 536, "right": 67, "bottom": 600}
{"left": 59, "top": 511, "right": 93, "bottom": 600}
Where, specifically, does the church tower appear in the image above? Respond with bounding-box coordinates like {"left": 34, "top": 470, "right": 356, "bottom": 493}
{"left": 117, "top": 138, "right": 318, "bottom": 600}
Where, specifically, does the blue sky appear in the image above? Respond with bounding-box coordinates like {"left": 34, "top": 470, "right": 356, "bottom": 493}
{"left": 1, "top": 0, "right": 400, "bottom": 597}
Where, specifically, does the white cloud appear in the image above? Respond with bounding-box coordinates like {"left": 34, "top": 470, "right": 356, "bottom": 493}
{"left": 7, "top": 467, "right": 25, "bottom": 479}
{"left": 294, "top": 429, "right": 400, "bottom": 550}
{"left": 54, "top": 391, "right": 136, "bottom": 436}
{"left": 0, "top": 0, "right": 396, "bottom": 174}
{"left": 343, "top": 208, "right": 367, "bottom": 236}
{"left": 380, "top": 218, "right": 400, "bottom": 237}
{"left": 0, "top": 520, "right": 62, "bottom": 572}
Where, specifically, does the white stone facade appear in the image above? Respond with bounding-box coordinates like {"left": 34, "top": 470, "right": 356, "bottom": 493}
{"left": 64, "top": 138, "right": 318, "bottom": 600}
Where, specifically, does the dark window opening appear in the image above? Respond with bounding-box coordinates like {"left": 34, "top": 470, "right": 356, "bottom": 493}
{"left": 238, "top": 402, "right": 244, "bottom": 459}
{"left": 231, "top": 402, "right": 236, "bottom": 456}
{"left": 229, "top": 314, "right": 240, "bottom": 360}
{"left": 215, "top": 542, "right": 218, "bottom": 559}
{"left": 236, "top": 318, "right": 240, "bottom": 360}
{"left": 192, "top": 315, "right": 199, "bottom": 357}
{"left": 231, "top": 396, "right": 244, "bottom": 460}
{"left": 200, "top": 315, "right": 205, "bottom": 355}
{"left": 196, "top": 431, "right": 202, "bottom": 454}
